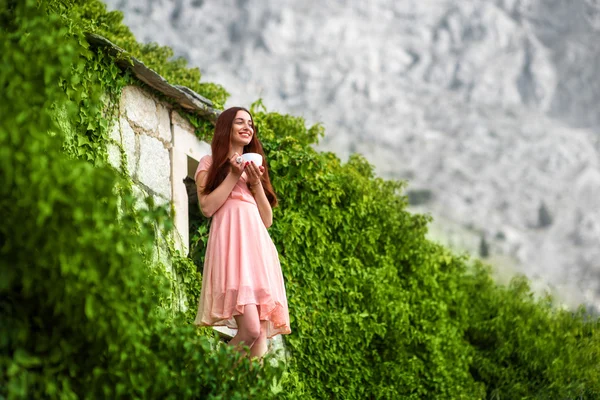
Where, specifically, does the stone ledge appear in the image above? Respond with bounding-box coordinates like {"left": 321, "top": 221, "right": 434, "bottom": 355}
{"left": 86, "top": 32, "right": 221, "bottom": 123}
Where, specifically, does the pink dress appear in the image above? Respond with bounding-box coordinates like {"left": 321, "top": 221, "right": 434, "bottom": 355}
{"left": 193, "top": 155, "right": 291, "bottom": 338}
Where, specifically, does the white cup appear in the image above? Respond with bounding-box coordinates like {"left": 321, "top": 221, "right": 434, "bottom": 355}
{"left": 241, "top": 152, "right": 263, "bottom": 166}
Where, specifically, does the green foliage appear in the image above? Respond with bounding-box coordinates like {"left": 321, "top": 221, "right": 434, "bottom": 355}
{"left": 464, "top": 264, "right": 600, "bottom": 399}
{"left": 43, "top": 0, "right": 227, "bottom": 167}
{"left": 250, "top": 119, "right": 485, "bottom": 397}
{"left": 0, "top": 1, "right": 280, "bottom": 399}
{"left": 194, "top": 100, "right": 598, "bottom": 399}
{"left": 171, "top": 248, "right": 204, "bottom": 324}
{"left": 49, "top": 0, "right": 228, "bottom": 107}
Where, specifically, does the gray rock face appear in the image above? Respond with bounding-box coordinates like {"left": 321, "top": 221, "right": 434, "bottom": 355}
{"left": 104, "top": 0, "right": 600, "bottom": 310}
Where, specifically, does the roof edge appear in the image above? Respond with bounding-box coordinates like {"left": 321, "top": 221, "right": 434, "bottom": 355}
{"left": 86, "top": 32, "right": 220, "bottom": 123}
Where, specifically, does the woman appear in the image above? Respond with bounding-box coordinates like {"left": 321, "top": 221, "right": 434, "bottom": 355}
{"left": 193, "top": 107, "right": 291, "bottom": 359}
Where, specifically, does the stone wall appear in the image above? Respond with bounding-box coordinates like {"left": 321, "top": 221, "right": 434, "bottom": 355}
{"left": 107, "top": 85, "right": 211, "bottom": 259}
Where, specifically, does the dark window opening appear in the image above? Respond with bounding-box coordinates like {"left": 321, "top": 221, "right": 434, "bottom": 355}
{"left": 185, "top": 157, "right": 210, "bottom": 273}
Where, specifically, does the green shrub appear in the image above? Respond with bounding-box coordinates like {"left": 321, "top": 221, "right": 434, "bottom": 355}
{"left": 215, "top": 102, "right": 597, "bottom": 399}
{"left": 464, "top": 263, "right": 600, "bottom": 399}
{"left": 248, "top": 111, "right": 484, "bottom": 397}
{"left": 0, "top": 1, "right": 280, "bottom": 398}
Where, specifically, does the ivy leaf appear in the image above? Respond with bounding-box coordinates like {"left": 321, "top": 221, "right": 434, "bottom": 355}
{"left": 85, "top": 295, "right": 95, "bottom": 319}
{"left": 14, "top": 349, "right": 42, "bottom": 368}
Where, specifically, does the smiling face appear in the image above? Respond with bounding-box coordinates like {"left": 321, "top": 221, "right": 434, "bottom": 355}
{"left": 229, "top": 110, "right": 254, "bottom": 149}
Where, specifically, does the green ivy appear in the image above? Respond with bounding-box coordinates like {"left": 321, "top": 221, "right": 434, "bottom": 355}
{"left": 242, "top": 102, "right": 598, "bottom": 398}
{"left": 48, "top": 0, "right": 228, "bottom": 107}
{"left": 186, "top": 98, "right": 600, "bottom": 398}
{"left": 0, "top": 1, "right": 281, "bottom": 399}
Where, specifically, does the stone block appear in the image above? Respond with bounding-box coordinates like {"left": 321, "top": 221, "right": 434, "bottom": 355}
{"left": 106, "top": 143, "right": 121, "bottom": 170}
{"left": 121, "top": 85, "right": 158, "bottom": 133}
{"left": 108, "top": 119, "right": 121, "bottom": 142}
{"left": 152, "top": 235, "right": 172, "bottom": 271}
{"left": 153, "top": 194, "right": 171, "bottom": 209}
{"left": 268, "top": 335, "right": 288, "bottom": 364}
{"left": 172, "top": 109, "right": 194, "bottom": 132}
{"left": 138, "top": 134, "right": 171, "bottom": 198}
{"left": 172, "top": 110, "right": 211, "bottom": 160}
{"left": 132, "top": 184, "right": 149, "bottom": 211}
{"left": 120, "top": 117, "right": 138, "bottom": 175}
{"left": 214, "top": 326, "right": 237, "bottom": 339}
{"left": 157, "top": 103, "right": 172, "bottom": 144}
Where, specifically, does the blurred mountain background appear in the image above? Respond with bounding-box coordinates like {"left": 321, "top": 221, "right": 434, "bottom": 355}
{"left": 104, "top": 0, "right": 600, "bottom": 312}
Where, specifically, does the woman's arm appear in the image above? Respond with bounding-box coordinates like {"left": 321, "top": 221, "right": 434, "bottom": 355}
{"left": 196, "top": 154, "right": 244, "bottom": 217}
{"left": 250, "top": 181, "right": 273, "bottom": 228}
{"left": 196, "top": 171, "right": 239, "bottom": 217}
{"left": 246, "top": 162, "right": 273, "bottom": 228}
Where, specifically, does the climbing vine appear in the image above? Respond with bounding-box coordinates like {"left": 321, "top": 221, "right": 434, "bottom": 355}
{"left": 0, "top": 1, "right": 281, "bottom": 399}
{"left": 185, "top": 99, "right": 600, "bottom": 399}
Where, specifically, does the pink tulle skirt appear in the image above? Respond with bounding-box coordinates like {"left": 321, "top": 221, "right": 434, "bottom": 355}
{"left": 194, "top": 198, "right": 291, "bottom": 338}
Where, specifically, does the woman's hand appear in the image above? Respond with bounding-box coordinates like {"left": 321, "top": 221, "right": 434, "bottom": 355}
{"left": 245, "top": 161, "right": 264, "bottom": 187}
{"left": 228, "top": 152, "right": 245, "bottom": 177}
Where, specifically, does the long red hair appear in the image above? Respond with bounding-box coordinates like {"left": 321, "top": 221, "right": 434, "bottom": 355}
{"left": 202, "top": 107, "right": 278, "bottom": 207}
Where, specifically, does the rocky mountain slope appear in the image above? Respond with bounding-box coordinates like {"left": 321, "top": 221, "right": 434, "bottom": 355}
{"left": 104, "top": 0, "right": 600, "bottom": 311}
